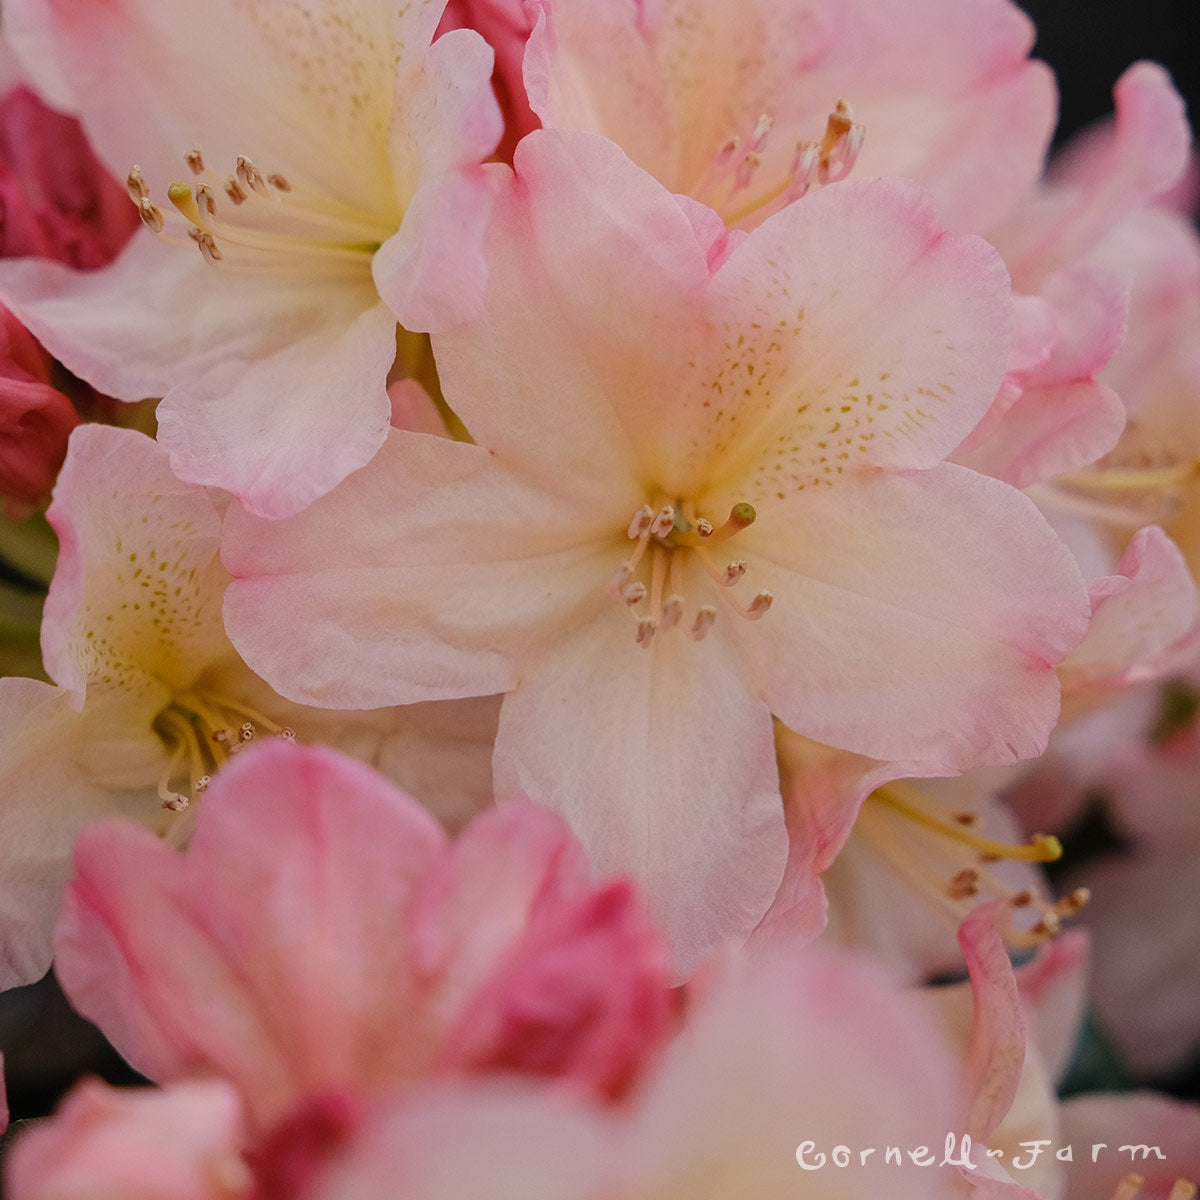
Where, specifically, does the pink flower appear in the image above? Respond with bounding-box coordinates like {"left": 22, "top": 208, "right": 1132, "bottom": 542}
{"left": 0, "top": 302, "right": 76, "bottom": 516}
{"left": 0, "top": 82, "right": 138, "bottom": 267}
{"left": 224, "top": 129, "right": 1090, "bottom": 970}
{"left": 523, "top": 0, "right": 1055, "bottom": 233}
{"left": 0, "top": 0, "right": 502, "bottom": 518}
{"left": 289, "top": 936, "right": 1034, "bottom": 1198}
{"left": 439, "top": 0, "right": 538, "bottom": 162}
{"left": 972, "top": 63, "right": 1194, "bottom": 494}
{"left": 0, "top": 423, "right": 498, "bottom": 988}
{"left": 53, "top": 739, "right": 674, "bottom": 1129}
{"left": 3, "top": 1079, "right": 251, "bottom": 1200}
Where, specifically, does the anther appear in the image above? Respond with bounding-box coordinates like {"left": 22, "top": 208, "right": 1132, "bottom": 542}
{"left": 694, "top": 518, "right": 714, "bottom": 537}
{"left": 749, "top": 114, "right": 774, "bottom": 152}
{"left": 946, "top": 868, "right": 980, "bottom": 900}
{"left": 1169, "top": 1181, "right": 1197, "bottom": 1200}
{"left": 660, "top": 595, "right": 685, "bottom": 630}
{"left": 1057, "top": 887, "right": 1090, "bottom": 916}
{"left": 722, "top": 561, "right": 747, "bottom": 586}
{"left": 195, "top": 775, "right": 211, "bottom": 792}
{"left": 268, "top": 173, "right": 292, "bottom": 192}
{"left": 186, "top": 146, "right": 205, "bottom": 174}
{"left": 628, "top": 505, "right": 654, "bottom": 539}
{"left": 236, "top": 155, "right": 271, "bottom": 197}
{"left": 636, "top": 617, "right": 657, "bottom": 646}
{"left": 1010, "top": 890, "right": 1033, "bottom": 908}
{"left": 746, "top": 591, "right": 773, "bottom": 619}
{"left": 610, "top": 562, "right": 634, "bottom": 598}
{"left": 137, "top": 198, "right": 165, "bottom": 233}
{"left": 126, "top": 166, "right": 149, "bottom": 202}
{"left": 1112, "top": 1175, "right": 1145, "bottom": 1200}
{"left": 623, "top": 581, "right": 647, "bottom": 606}
{"left": 735, "top": 151, "right": 761, "bottom": 191}
{"left": 189, "top": 227, "right": 223, "bottom": 264}
{"left": 788, "top": 141, "right": 820, "bottom": 197}
{"left": 161, "top": 792, "right": 189, "bottom": 813}
{"left": 239, "top": 722, "right": 255, "bottom": 743}
{"left": 818, "top": 98, "right": 864, "bottom": 185}
{"left": 1030, "top": 914, "right": 1061, "bottom": 938}
{"left": 277, "top": 728, "right": 296, "bottom": 742}
{"left": 225, "top": 177, "right": 248, "bottom": 205}
{"left": 650, "top": 505, "right": 676, "bottom": 537}
{"left": 687, "top": 606, "right": 718, "bottom": 641}
{"left": 195, "top": 184, "right": 217, "bottom": 218}
{"left": 953, "top": 811, "right": 979, "bottom": 826}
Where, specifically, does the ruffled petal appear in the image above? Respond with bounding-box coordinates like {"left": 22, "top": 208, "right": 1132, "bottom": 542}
{"left": 154, "top": 300, "right": 395, "bottom": 519}
{"left": 697, "top": 176, "right": 1013, "bottom": 492}
{"left": 732, "top": 464, "right": 1089, "bottom": 770}
{"left": 54, "top": 741, "right": 449, "bottom": 1129}
{"left": 40, "top": 425, "right": 227, "bottom": 704}
{"left": 491, "top": 612, "right": 787, "bottom": 974}
{"left": 222, "top": 430, "right": 616, "bottom": 708}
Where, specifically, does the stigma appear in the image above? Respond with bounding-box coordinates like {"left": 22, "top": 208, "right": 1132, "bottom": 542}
{"left": 127, "top": 147, "right": 393, "bottom": 274}
{"left": 611, "top": 499, "right": 773, "bottom": 646}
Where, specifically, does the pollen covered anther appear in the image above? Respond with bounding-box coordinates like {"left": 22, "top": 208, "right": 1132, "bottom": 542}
{"left": 127, "top": 166, "right": 149, "bottom": 202}
{"left": 687, "top": 606, "right": 718, "bottom": 641}
{"left": 137, "top": 197, "right": 165, "bottom": 233}
{"left": 746, "top": 591, "right": 773, "bottom": 619}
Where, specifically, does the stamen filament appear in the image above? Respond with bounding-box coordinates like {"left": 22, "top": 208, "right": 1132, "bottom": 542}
{"left": 649, "top": 545, "right": 668, "bottom": 621}
{"left": 196, "top": 688, "right": 285, "bottom": 735}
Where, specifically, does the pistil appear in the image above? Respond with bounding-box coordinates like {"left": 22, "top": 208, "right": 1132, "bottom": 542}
{"left": 860, "top": 780, "right": 1089, "bottom": 948}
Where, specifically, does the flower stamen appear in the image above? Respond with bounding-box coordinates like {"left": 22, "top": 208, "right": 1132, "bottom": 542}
{"left": 699, "top": 100, "right": 865, "bottom": 229}
{"left": 858, "top": 781, "right": 1087, "bottom": 949}
{"left": 615, "top": 498, "right": 772, "bottom": 643}
{"left": 153, "top": 689, "right": 295, "bottom": 811}
{"left": 127, "top": 145, "right": 393, "bottom": 276}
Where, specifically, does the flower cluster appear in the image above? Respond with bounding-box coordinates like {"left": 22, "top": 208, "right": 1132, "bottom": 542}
{"left": 0, "top": 0, "right": 1198, "bottom": 1196}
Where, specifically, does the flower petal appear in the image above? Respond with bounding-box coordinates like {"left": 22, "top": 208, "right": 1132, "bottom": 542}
{"left": 491, "top": 613, "right": 788, "bottom": 975}
{"left": 696, "top": 176, "right": 1013, "bottom": 493}
{"left": 222, "top": 430, "right": 614, "bottom": 708}
{"left": 54, "top": 741, "right": 449, "bottom": 1128}
{"left": 733, "top": 464, "right": 1089, "bottom": 770}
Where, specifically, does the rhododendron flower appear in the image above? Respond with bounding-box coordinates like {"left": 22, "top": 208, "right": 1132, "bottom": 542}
{"left": 440, "top": 0, "right": 537, "bottom": 161}
{"left": 759, "top": 522, "right": 1197, "bottom": 967}
{"left": 282, "top": 932, "right": 1037, "bottom": 1198}
{"left": 524, "top": 0, "right": 1055, "bottom": 233}
{"left": 53, "top": 739, "right": 674, "bottom": 1129}
{"left": 0, "top": 423, "right": 498, "bottom": 987}
{"left": 0, "top": 81, "right": 138, "bottom": 267}
{"left": 3, "top": 1079, "right": 250, "bottom": 1200}
{"left": 963, "top": 62, "right": 1194, "bottom": 494}
{"left": 0, "top": 0, "right": 502, "bottom": 517}
{"left": 0, "top": 304, "right": 77, "bottom": 516}
{"left": 224, "top": 130, "right": 1090, "bottom": 970}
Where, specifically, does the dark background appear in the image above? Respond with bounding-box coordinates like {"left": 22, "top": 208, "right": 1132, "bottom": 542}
{"left": 1022, "top": 0, "right": 1198, "bottom": 150}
